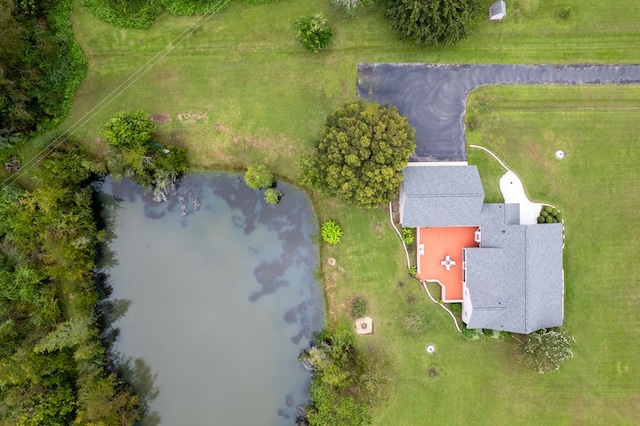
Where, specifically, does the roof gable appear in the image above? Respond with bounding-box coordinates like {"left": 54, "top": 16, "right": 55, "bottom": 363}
{"left": 465, "top": 224, "right": 565, "bottom": 333}
{"left": 524, "top": 224, "right": 565, "bottom": 333}
{"left": 400, "top": 165, "right": 485, "bottom": 227}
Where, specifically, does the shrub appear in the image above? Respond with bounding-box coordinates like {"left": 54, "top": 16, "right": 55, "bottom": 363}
{"left": 461, "top": 325, "right": 483, "bottom": 340}
{"left": 401, "top": 228, "right": 415, "bottom": 244}
{"left": 558, "top": 5, "right": 571, "bottom": 20}
{"left": 408, "top": 265, "right": 417, "bottom": 277}
{"left": 295, "top": 15, "right": 332, "bottom": 53}
{"left": 544, "top": 205, "right": 554, "bottom": 213}
{"left": 264, "top": 188, "right": 283, "bottom": 204}
{"left": 449, "top": 303, "right": 462, "bottom": 315}
{"left": 545, "top": 216, "right": 554, "bottom": 223}
{"left": 540, "top": 210, "right": 548, "bottom": 217}
{"left": 519, "top": 329, "right": 574, "bottom": 373}
{"left": 537, "top": 216, "right": 546, "bottom": 223}
{"left": 351, "top": 297, "right": 368, "bottom": 318}
{"left": 81, "top": 0, "right": 164, "bottom": 29}
{"left": 162, "top": 0, "right": 229, "bottom": 16}
{"left": 245, "top": 164, "right": 274, "bottom": 190}
{"left": 321, "top": 220, "right": 343, "bottom": 245}
{"left": 102, "top": 111, "right": 156, "bottom": 147}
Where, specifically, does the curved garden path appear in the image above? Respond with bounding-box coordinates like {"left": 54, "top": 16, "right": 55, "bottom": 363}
{"left": 357, "top": 63, "right": 640, "bottom": 162}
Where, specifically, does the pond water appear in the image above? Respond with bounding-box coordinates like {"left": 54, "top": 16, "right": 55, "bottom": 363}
{"left": 101, "top": 173, "right": 325, "bottom": 425}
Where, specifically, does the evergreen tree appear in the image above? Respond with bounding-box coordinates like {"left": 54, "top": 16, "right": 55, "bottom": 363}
{"left": 385, "top": 0, "right": 481, "bottom": 46}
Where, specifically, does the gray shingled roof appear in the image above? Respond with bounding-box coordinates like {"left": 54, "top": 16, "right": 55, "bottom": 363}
{"left": 490, "top": 0, "right": 506, "bottom": 16}
{"left": 399, "top": 165, "right": 484, "bottom": 227}
{"left": 464, "top": 227, "right": 527, "bottom": 333}
{"left": 464, "top": 224, "right": 564, "bottom": 334}
{"left": 524, "top": 223, "right": 565, "bottom": 333}
{"left": 398, "top": 164, "right": 565, "bottom": 334}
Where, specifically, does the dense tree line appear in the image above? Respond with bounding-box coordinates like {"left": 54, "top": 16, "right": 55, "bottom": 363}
{"left": 81, "top": 0, "right": 230, "bottom": 28}
{"left": 299, "top": 328, "right": 391, "bottom": 425}
{"left": 0, "top": 107, "right": 187, "bottom": 423}
{"left": 0, "top": 0, "right": 86, "bottom": 146}
{"left": 0, "top": 139, "right": 140, "bottom": 424}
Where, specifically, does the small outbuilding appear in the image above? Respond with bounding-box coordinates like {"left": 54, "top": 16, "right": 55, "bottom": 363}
{"left": 489, "top": 0, "right": 507, "bottom": 21}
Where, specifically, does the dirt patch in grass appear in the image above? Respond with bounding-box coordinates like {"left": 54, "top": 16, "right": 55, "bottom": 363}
{"left": 149, "top": 113, "right": 171, "bottom": 124}
{"left": 372, "top": 222, "right": 384, "bottom": 237}
{"left": 177, "top": 112, "right": 208, "bottom": 124}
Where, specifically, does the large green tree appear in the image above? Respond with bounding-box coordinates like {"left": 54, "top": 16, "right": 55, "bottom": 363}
{"left": 385, "top": 0, "right": 482, "bottom": 46}
{"left": 302, "top": 101, "right": 415, "bottom": 208}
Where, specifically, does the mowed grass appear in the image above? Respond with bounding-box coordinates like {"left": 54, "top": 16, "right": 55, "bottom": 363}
{"left": 62, "top": 0, "right": 640, "bottom": 181}
{"left": 464, "top": 85, "right": 640, "bottom": 423}
{"left": 49, "top": 0, "right": 640, "bottom": 424}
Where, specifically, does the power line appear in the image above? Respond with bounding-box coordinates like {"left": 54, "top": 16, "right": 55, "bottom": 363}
{"left": 2, "top": 1, "right": 229, "bottom": 188}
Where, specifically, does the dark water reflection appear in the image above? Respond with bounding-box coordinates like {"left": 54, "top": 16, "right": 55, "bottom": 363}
{"left": 102, "top": 173, "right": 325, "bottom": 425}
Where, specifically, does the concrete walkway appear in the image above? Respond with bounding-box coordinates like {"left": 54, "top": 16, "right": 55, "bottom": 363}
{"left": 499, "top": 171, "right": 542, "bottom": 225}
{"left": 357, "top": 63, "right": 640, "bottom": 162}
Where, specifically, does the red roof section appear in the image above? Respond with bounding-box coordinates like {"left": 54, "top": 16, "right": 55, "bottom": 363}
{"left": 416, "top": 226, "right": 479, "bottom": 302}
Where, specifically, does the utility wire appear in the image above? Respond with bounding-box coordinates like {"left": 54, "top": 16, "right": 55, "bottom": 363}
{"left": 2, "top": 0, "right": 230, "bottom": 188}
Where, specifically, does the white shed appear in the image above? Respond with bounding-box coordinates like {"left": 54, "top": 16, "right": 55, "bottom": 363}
{"left": 489, "top": 0, "right": 507, "bottom": 21}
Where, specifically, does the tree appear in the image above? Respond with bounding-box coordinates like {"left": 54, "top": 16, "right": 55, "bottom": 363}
{"left": 295, "top": 15, "right": 332, "bottom": 53}
{"left": 244, "top": 164, "right": 273, "bottom": 190}
{"left": 264, "top": 188, "right": 283, "bottom": 204}
{"left": 385, "top": 0, "right": 482, "bottom": 46}
{"left": 518, "top": 329, "right": 574, "bottom": 374}
{"left": 101, "top": 110, "right": 156, "bottom": 148}
{"left": 102, "top": 111, "right": 188, "bottom": 190}
{"left": 302, "top": 101, "right": 415, "bottom": 208}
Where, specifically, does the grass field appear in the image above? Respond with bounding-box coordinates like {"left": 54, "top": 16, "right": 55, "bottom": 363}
{"left": 45, "top": 0, "right": 640, "bottom": 424}
{"left": 464, "top": 85, "right": 640, "bottom": 424}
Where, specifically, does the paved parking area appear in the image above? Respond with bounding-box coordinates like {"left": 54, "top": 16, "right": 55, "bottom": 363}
{"left": 357, "top": 63, "right": 640, "bottom": 162}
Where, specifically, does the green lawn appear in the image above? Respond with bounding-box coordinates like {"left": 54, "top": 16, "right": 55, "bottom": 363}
{"left": 463, "top": 85, "right": 640, "bottom": 424}
{"left": 49, "top": 0, "right": 640, "bottom": 424}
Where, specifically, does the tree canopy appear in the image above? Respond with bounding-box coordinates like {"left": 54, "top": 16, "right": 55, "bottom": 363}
{"left": 0, "top": 0, "right": 86, "bottom": 144}
{"left": 102, "top": 110, "right": 157, "bottom": 148}
{"left": 0, "top": 139, "right": 140, "bottom": 424}
{"left": 102, "top": 111, "right": 188, "bottom": 194}
{"left": 519, "top": 329, "right": 575, "bottom": 374}
{"left": 244, "top": 164, "right": 274, "bottom": 190}
{"left": 302, "top": 101, "right": 415, "bottom": 208}
{"left": 385, "top": 0, "right": 482, "bottom": 46}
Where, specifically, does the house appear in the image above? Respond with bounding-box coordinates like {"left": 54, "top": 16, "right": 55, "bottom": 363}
{"left": 399, "top": 164, "right": 564, "bottom": 334}
{"left": 489, "top": 1, "right": 507, "bottom": 21}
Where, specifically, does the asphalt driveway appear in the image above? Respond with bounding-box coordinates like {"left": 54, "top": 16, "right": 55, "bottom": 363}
{"left": 357, "top": 64, "right": 640, "bottom": 162}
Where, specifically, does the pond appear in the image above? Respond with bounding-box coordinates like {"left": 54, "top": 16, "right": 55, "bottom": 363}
{"left": 101, "top": 173, "right": 325, "bottom": 425}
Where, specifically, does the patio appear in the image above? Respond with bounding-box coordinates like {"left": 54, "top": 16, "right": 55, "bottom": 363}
{"left": 416, "top": 226, "right": 478, "bottom": 302}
